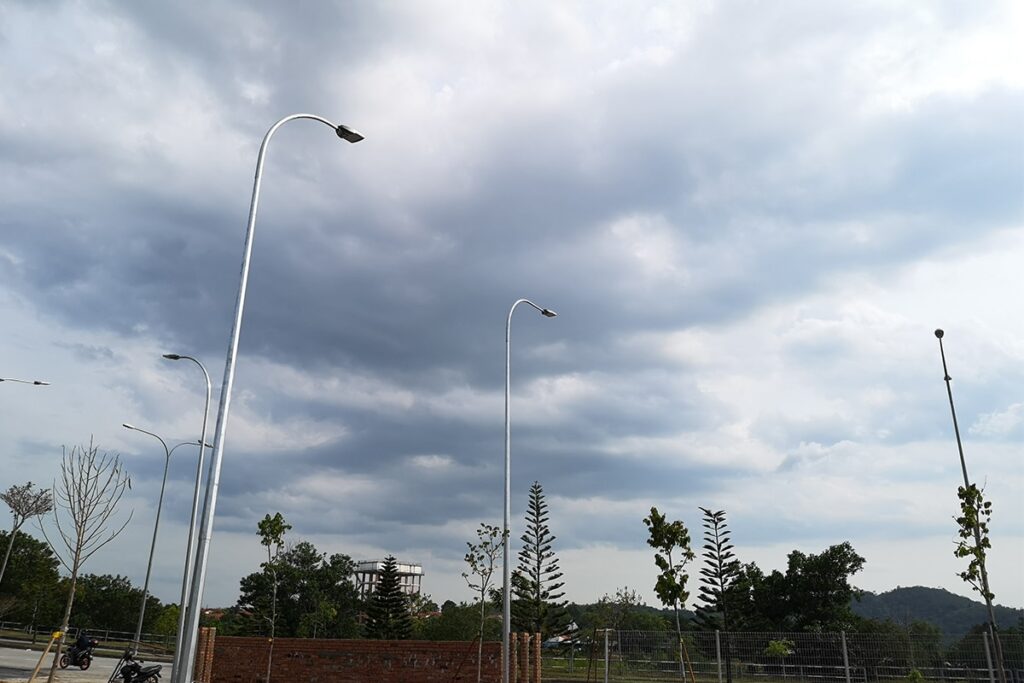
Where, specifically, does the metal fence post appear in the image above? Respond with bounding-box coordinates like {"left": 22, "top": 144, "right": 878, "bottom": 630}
{"left": 841, "top": 631, "right": 851, "bottom": 683}
{"left": 604, "top": 629, "right": 610, "bottom": 683}
{"left": 983, "top": 632, "right": 996, "bottom": 683}
{"left": 716, "top": 630, "right": 723, "bottom": 683}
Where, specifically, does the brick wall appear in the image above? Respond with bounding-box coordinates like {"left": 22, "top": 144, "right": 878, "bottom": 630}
{"left": 206, "top": 635, "right": 504, "bottom": 683}
{"left": 193, "top": 627, "right": 216, "bottom": 683}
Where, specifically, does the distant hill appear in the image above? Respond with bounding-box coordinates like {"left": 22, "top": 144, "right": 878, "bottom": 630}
{"left": 854, "top": 586, "right": 1024, "bottom": 634}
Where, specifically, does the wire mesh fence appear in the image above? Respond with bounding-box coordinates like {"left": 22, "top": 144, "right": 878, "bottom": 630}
{"left": 542, "top": 630, "right": 1024, "bottom": 683}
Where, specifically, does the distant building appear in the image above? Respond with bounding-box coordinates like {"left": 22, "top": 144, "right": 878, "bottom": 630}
{"left": 354, "top": 559, "right": 423, "bottom": 597}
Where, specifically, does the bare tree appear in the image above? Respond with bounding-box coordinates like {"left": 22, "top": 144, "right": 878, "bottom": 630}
{"left": 0, "top": 481, "right": 54, "bottom": 588}
{"left": 40, "top": 438, "right": 132, "bottom": 683}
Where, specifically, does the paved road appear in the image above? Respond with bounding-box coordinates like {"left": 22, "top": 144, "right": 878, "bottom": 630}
{"left": 0, "top": 646, "right": 170, "bottom": 683}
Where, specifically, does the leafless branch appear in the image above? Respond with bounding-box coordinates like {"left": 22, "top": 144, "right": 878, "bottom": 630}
{"left": 39, "top": 438, "right": 134, "bottom": 576}
{"left": 42, "top": 437, "right": 134, "bottom": 683}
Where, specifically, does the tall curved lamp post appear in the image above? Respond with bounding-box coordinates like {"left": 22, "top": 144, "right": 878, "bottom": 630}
{"left": 502, "top": 298, "right": 556, "bottom": 683}
{"left": 161, "top": 354, "right": 212, "bottom": 680}
{"left": 0, "top": 377, "right": 50, "bottom": 385}
{"left": 177, "top": 114, "right": 363, "bottom": 683}
{"left": 122, "top": 424, "right": 207, "bottom": 649}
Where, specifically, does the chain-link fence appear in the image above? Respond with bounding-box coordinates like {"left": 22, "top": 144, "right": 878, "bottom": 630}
{"left": 543, "top": 630, "right": 1024, "bottom": 683}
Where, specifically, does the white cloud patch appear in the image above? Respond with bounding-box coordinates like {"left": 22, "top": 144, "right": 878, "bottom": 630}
{"left": 970, "top": 403, "right": 1024, "bottom": 439}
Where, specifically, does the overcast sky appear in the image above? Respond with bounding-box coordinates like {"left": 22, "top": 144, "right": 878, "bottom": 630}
{"left": 1, "top": 1, "right": 1022, "bottom": 615}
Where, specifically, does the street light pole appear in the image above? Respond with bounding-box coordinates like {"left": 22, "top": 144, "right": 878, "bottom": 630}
{"left": 503, "top": 298, "right": 556, "bottom": 683}
{"left": 177, "top": 114, "right": 363, "bottom": 683}
{"left": 122, "top": 424, "right": 205, "bottom": 650}
{"left": 161, "top": 354, "right": 212, "bottom": 683}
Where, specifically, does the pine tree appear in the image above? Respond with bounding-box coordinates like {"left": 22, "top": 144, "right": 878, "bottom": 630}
{"left": 694, "top": 507, "right": 739, "bottom": 630}
{"left": 512, "top": 481, "right": 568, "bottom": 638}
{"left": 695, "top": 507, "right": 740, "bottom": 683}
{"left": 364, "top": 556, "right": 413, "bottom": 640}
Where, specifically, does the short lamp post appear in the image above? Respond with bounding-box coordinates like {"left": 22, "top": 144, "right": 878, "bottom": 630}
{"left": 122, "top": 423, "right": 208, "bottom": 650}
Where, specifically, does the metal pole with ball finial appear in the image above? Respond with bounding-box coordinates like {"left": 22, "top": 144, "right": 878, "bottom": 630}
{"left": 934, "top": 329, "right": 1006, "bottom": 683}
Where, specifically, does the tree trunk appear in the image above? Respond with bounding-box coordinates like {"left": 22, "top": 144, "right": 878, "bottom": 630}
{"left": 477, "top": 590, "right": 486, "bottom": 683}
{"left": 30, "top": 595, "right": 40, "bottom": 644}
{"left": 724, "top": 630, "right": 733, "bottom": 683}
{"left": 0, "top": 522, "right": 22, "bottom": 586}
{"left": 674, "top": 601, "right": 683, "bottom": 676}
{"left": 46, "top": 558, "right": 80, "bottom": 683}
{"left": 265, "top": 563, "right": 276, "bottom": 683}
{"left": 722, "top": 608, "right": 733, "bottom": 683}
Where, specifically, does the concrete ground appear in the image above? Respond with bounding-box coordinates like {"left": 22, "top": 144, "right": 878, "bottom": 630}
{"left": 0, "top": 646, "right": 170, "bottom": 683}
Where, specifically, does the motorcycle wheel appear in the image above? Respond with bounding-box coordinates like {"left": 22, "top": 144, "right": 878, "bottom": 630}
{"left": 79, "top": 655, "right": 92, "bottom": 670}
{"left": 59, "top": 654, "right": 69, "bottom": 669}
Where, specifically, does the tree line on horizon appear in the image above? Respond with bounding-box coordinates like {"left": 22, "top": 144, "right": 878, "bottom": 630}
{"left": 2, "top": 475, "right": 1019, "bottom": 649}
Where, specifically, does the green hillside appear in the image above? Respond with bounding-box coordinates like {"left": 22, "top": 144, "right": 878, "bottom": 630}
{"left": 854, "top": 586, "right": 1024, "bottom": 634}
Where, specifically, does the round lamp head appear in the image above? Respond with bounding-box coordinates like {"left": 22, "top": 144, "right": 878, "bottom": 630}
{"left": 934, "top": 329, "right": 944, "bottom": 339}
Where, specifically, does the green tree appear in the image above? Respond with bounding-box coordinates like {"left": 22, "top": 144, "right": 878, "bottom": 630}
{"left": 152, "top": 604, "right": 180, "bottom": 637}
{"left": 0, "top": 530, "right": 61, "bottom": 625}
{"left": 781, "top": 542, "right": 865, "bottom": 631}
{"left": 695, "top": 508, "right": 740, "bottom": 683}
{"left": 955, "top": 484, "right": 994, "bottom": 600}
{"left": 568, "top": 597, "right": 670, "bottom": 633}
{"left": 725, "top": 543, "right": 865, "bottom": 632}
{"left": 643, "top": 506, "right": 694, "bottom": 648}
{"left": 694, "top": 508, "right": 739, "bottom": 630}
{"left": 298, "top": 601, "right": 336, "bottom": 639}
{"left": 512, "top": 481, "right": 569, "bottom": 638}
{"left": 408, "top": 591, "right": 439, "bottom": 616}
{"left": 720, "top": 562, "right": 764, "bottom": 630}
{"left": 71, "top": 574, "right": 160, "bottom": 632}
{"left": 464, "top": 523, "right": 504, "bottom": 682}
{"left": 237, "top": 541, "right": 361, "bottom": 639}
{"left": 257, "top": 512, "right": 290, "bottom": 683}
{"left": 954, "top": 484, "right": 1007, "bottom": 683}
{"left": 590, "top": 587, "right": 670, "bottom": 631}
{"left": 199, "top": 606, "right": 248, "bottom": 636}
{"left": 0, "top": 482, "right": 53, "bottom": 589}
{"left": 364, "top": 555, "right": 413, "bottom": 639}
{"left": 415, "top": 600, "right": 501, "bottom": 641}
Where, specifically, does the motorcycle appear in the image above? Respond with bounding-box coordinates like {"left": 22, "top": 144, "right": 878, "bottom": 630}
{"left": 60, "top": 637, "right": 99, "bottom": 670}
{"left": 109, "top": 649, "right": 163, "bottom": 683}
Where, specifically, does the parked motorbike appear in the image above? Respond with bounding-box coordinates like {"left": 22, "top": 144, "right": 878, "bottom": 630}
{"left": 60, "top": 637, "right": 99, "bottom": 670}
{"left": 109, "top": 650, "right": 162, "bottom": 683}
